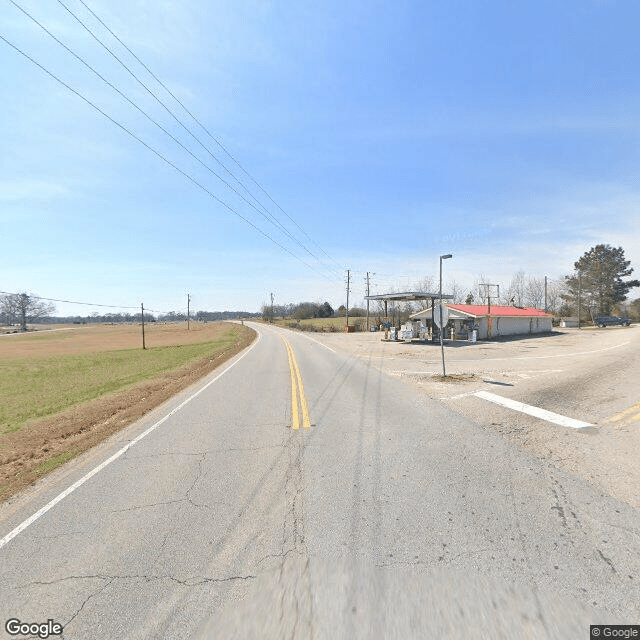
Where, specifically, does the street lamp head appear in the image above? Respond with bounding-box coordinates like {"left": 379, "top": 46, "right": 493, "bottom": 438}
{"left": 441, "top": 254, "right": 453, "bottom": 260}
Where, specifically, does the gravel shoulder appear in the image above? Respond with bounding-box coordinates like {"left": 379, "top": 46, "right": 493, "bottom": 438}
{"left": 299, "top": 325, "right": 640, "bottom": 508}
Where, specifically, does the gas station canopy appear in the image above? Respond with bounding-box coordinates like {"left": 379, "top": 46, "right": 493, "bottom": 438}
{"left": 365, "top": 291, "right": 453, "bottom": 302}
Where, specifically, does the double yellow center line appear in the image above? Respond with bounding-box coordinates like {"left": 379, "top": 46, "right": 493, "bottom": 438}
{"left": 608, "top": 401, "right": 640, "bottom": 424}
{"left": 282, "top": 336, "right": 311, "bottom": 430}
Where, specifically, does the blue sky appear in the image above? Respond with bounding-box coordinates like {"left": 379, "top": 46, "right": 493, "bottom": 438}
{"left": 1, "top": 0, "right": 639, "bottom": 315}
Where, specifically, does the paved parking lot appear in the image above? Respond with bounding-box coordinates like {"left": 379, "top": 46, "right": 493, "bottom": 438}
{"left": 307, "top": 325, "right": 640, "bottom": 508}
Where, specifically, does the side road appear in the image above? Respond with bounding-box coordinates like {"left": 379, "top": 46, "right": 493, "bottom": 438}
{"left": 297, "top": 324, "right": 640, "bottom": 508}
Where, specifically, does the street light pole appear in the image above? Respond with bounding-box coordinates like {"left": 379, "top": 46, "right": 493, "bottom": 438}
{"left": 439, "top": 254, "right": 452, "bottom": 377}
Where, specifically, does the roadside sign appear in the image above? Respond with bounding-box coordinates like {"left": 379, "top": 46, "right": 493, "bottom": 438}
{"left": 433, "top": 303, "right": 449, "bottom": 328}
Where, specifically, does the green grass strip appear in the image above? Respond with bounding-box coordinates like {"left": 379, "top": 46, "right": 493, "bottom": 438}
{"left": 0, "top": 328, "right": 241, "bottom": 435}
{"left": 35, "top": 451, "right": 76, "bottom": 474}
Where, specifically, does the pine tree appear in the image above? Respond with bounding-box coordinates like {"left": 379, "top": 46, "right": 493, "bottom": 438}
{"left": 563, "top": 245, "right": 640, "bottom": 316}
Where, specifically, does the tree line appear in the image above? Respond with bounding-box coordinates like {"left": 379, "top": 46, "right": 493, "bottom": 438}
{"left": 0, "top": 292, "right": 255, "bottom": 330}
{"left": 3, "top": 244, "right": 639, "bottom": 330}
{"left": 260, "top": 300, "right": 373, "bottom": 322}
{"left": 265, "top": 244, "right": 640, "bottom": 325}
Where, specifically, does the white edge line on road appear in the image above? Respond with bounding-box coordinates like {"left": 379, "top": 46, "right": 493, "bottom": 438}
{"left": 245, "top": 321, "right": 336, "bottom": 354}
{"left": 441, "top": 391, "right": 479, "bottom": 400}
{"left": 0, "top": 327, "right": 262, "bottom": 551}
{"left": 301, "top": 334, "right": 337, "bottom": 353}
{"left": 473, "top": 390, "right": 593, "bottom": 429}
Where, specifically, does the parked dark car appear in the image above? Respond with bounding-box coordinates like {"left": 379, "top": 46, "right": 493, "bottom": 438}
{"left": 594, "top": 315, "right": 631, "bottom": 327}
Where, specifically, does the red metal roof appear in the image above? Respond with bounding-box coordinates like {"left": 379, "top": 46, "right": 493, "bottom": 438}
{"left": 449, "top": 304, "right": 551, "bottom": 317}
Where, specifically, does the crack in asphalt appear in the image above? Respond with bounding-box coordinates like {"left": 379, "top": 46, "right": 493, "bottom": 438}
{"left": 61, "top": 577, "right": 114, "bottom": 638}
{"left": 185, "top": 453, "right": 210, "bottom": 509}
{"left": 124, "top": 445, "right": 284, "bottom": 460}
{"left": 110, "top": 498, "right": 185, "bottom": 513}
{"left": 550, "top": 477, "right": 581, "bottom": 532}
{"left": 506, "top": 449, "right": 553, "bottom": 638}
{"left": 273, "top": 429, "right": 315, "bottom": 639}
{"left": 597, "top": 549, "right": 617, "bottom": 573}
{"left": 19, "top": 573, "right": 257, "bottom": 589}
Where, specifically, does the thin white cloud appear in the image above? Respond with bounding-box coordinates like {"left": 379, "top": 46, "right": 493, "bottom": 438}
{"left": 0, "top": 179, "right": 70, "bottom": 202}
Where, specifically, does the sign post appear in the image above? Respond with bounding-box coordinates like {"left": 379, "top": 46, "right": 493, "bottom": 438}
{"left": 439, "top": 254, "right": 453, "bottom": 377}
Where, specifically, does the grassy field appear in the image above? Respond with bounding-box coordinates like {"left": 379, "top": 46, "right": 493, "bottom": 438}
{"left": 0, "top": 321, "right": 255, "bottom": 500}
{"left": 271, "top": 316, "right": 368, "bottom": 331}
{"left": 1, "top": 332, "right": 243, "bottom": 434}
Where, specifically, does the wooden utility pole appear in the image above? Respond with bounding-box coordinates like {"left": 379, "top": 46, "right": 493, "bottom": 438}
{"left": 478, "top": 283, "right": 499, "bottom": 338}
{"left": 345, "top": 270, "right": 350, "bottom": 329}
{"left": 544, "top": 276, "right": 548, "bottom": 312}
{"left": 187, "top": 293, "right": 191, "bottom": 330}
{"left": 479, "top": 283, "right": 499, "bottom": 315}
{"left": 578, "top": 272, "right": 582, "bottom": 329}
{"left": 270, "top": 292, "right": 274, "bottom": 323}
{"left": 365, "top": 272, "right": 372, "bottom": 331}
{"left": 141, "top": 303, "right": 146, "bottom": 350}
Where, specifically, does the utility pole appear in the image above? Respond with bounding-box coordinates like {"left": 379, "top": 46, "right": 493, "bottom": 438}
{"left": 365, "top": 272, "right": 374, "bottom": 332}
{"left": 578, "top": 272, "right": 582, "bottom": 329}
{"left": 345, "top": 270, "right": 350, "bottom": 329}
{"left": 439, "top": 254, "right": 452, "bottom": 376}
{"left": 141, "top": 303, "right": 146, "bottom": 350}
{"left": 270, "top": 292, "right": 274, "bottom": 323}
{"left": 544, "top": 276, "right": 548, "bottom": 313}
{"left": 479, "top": 283, "right": 500, "bottom": 315}
{"left": 187, "top": 293, "right": 191, "bottom": 330}
{"left": 478, "top": 283, "right": 499, "bottom": 338}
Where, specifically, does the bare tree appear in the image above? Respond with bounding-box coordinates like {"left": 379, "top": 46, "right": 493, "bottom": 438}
{"left": 505, "top": 270, "right": 526, "bottom": 306}
{"left": 414, "top": 276, "right": 435, "bottom": 310}
{"left": 1, "top": 293, "right": 56, "bottom": 330}
{"left": 261, "top": 301, "right": 274, "bottom": 322}
{"left": 545, "top": 278, "right": 566, "bottom": 315}
{"left": 474, "top": 275, "right": 490, "bottom": 304}
{"left": 0, "top": 294, "right": 19, "bottom": 325}
{"left": 525, "top": 276, "right": 545, "bottom": 309}
{"left": 446, "top": 279, "right": 465, "bottom": 303}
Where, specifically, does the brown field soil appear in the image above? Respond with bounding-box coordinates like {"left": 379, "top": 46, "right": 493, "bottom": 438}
{"left": 0, "top": 322, "right": 255, "bottom": 502}
{"left": 0, "top": 321, "right": 247, "bottom": 356}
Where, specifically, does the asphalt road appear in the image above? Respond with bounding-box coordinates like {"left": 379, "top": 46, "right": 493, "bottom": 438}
{"left": 1, "top": 322, "right": 639, "bottom": 639}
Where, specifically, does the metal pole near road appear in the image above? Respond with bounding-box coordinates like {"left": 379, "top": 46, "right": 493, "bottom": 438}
{"left": 365, "top": 272, "right": 374, "bottom": 332}
{"left": 365, "top": 272, "right": 370, "bottom": 331}
{"left": 439, "top": 254, "right": 452, "bottom": 377}
{"left": 345, "top": 270, "right": 350, "bottom": 329}
{"left": 578, "top": 272, "right": 582, "bottom": 329}
{"left": 141, "top": 303, "right": 146, "bottom": 350}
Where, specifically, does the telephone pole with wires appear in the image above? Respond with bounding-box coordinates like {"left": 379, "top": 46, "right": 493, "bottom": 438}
{"left": 270, "top": 292, "right": 274, "bottom": 323}
{"left": 478, "top": 283, "right": 500, "bottom": 339}
{"left": 365, "top": 272, "right": 375, "bottom": 331}
{"left": 141, "top": 303, "right": 146, "bottom": 350}
{"left": 187, "top": 293, "right": 191, "bottom": 330}
{"left": 345, "top": 270, "right": 351, "bottom": 329}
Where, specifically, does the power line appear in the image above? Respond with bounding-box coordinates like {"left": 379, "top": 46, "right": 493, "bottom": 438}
{"left": 77, "top": 0, "right": 344, "bottom": 274}
{"left": 55, "top": 0, "right": 342, "bottom": 279}
{"left": 0, "top": 289, "right": 197, "bottom": 315}
{"left": 0, "top": 32, "right": 331, "bottom": 279}
{"left": 0, "top": 290, "right": 146, "bottom": 312}
{"left": 10, "top": 0, "right": 335, "bottom": 277}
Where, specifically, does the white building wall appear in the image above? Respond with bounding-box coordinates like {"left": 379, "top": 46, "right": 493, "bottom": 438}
{"left": 486, "top": 316, "right": 552, "bottom": 338}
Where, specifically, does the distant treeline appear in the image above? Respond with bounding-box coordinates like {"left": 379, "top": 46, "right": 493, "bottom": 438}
{"left": 36, "top": 310, "right": 257, "bottom": 324}
{"left": 261, "top": 301, "right": 369, "bottom": 321}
